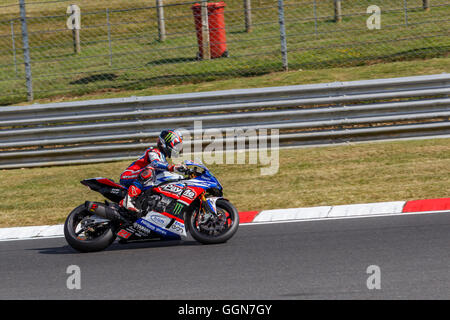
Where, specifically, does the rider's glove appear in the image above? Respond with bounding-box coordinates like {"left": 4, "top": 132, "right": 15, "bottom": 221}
{"left": 169, "top": 164, "right": 187, "bottom": 174}
{"left": 176, "top": 164, "right": 188, "bottom": 174}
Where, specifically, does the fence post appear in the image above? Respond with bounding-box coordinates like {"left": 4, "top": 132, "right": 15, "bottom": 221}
{"left": 201, "top": 0, "right": 211, "bottom": 60}
{"left": 277, "top": 0, "right": 288, "bottom": 71}
{"left": 73, "top": 28, "right": 81, "bottom": 54}
{"left": 10, "top": 20, "right": 18, "bottom": 77}
{"left": 334, "top": 0, "right": 342, "bottom": 23}
{"left": 423, "top": 0, "right": 430, "bottom": 11}
{"left": 403, "top": 0, "right": 408, "bottom": 26}
{"left": 313, "top": 0, "right": 318, "bottom": 36}
{"left": 67, "top": 4, "right": 81, "bottom": 54}
{"left": 156, "top": 0, "right": 166, "bottom": 41}
{"left": 244, "top": 0, "right": 252, "bottom": 32}
{"left": 19, "top": 0, "right": 33, "bottom": 101}
{"left": 106, "top": 8, "right": 112, "bottom": 66}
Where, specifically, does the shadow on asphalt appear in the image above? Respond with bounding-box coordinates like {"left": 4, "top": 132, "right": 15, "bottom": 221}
{"left": 28, "top": 239, "right": 201, "bottom": 255}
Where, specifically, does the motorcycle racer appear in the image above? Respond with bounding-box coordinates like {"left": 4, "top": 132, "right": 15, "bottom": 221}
{"left": 119, "top": 129, "right": 185, "bottom": 214}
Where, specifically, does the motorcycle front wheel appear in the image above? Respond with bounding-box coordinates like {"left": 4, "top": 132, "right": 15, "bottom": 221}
{"left": 64, "top": 204, "right": 116, "bottom": 253}
{"left": 187, "top": 199, "right": 239, "bottom": 244}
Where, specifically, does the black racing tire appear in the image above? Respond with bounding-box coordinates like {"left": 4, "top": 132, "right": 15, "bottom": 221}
{"left": 64, "top": 204, "right": 116, "bottom": 253}
{"left": 188, "top": 199, "right": 239, "bottom": 244}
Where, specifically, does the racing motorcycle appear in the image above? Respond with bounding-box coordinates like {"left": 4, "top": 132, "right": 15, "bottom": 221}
{"left": 64, "top": 160, "right": 239, "bottom": 252}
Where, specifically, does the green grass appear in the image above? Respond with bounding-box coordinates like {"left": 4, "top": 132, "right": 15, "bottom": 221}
{"left": 1, "top": 138, "right": 449, "bottom": 228}
{"left": 8, "top": 56, "right": 450, "bottom": 106}
{"left": 0, "top": 0, "right": 448, "bottom": 105}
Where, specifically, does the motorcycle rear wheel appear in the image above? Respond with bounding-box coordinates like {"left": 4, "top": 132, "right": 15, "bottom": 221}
{"left": 64, "top": 204, "right": 116, "bottom": 253}
{"left": 187, "top": 199, "right": 239, "bottom": 244}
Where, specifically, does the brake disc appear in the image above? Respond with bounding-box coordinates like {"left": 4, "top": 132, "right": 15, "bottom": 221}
{"left": 198, "top": 211, "right": 227, "bottom": 235}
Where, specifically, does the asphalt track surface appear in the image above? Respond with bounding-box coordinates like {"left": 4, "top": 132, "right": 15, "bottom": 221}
{"left": 0, "top": 212, "right": 449, "bottom": 300}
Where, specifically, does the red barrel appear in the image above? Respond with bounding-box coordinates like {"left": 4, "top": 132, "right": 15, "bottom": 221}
{"left": 192, "top": 2, "right": 228, "bottom": 59}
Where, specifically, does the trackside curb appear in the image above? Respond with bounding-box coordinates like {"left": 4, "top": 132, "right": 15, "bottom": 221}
{"left": 1, "top": 197, "right": 449, "bottom": 241}
{"left": 245, "top": 198, "right": 450, "bottom": 224}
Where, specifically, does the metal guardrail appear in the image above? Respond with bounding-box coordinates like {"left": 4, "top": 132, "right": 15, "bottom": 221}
{"left": 1, "top": 73, "right": 449, "bottom": 169}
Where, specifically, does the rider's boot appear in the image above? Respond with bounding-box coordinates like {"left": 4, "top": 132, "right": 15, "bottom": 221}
{"left": 120, "top": 167, "right": 154, "bottom": 215}
{"left": 119, "top": 184, "right": 142, "bottom": 218}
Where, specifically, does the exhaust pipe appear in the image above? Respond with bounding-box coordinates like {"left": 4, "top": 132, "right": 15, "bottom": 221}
{"left": 85, "top": 201, "right": 125, "bottom": 222}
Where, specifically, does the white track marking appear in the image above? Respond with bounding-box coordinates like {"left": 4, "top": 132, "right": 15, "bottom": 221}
{"left": 240, "top": 210, "right": 450, "bottom": 226}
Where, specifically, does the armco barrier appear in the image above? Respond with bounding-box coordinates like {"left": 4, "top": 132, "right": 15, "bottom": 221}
{"left": 0, "top": 73, "right": 449, "bottom": 169}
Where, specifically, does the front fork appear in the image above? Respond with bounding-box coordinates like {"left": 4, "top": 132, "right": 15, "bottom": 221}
{"left": 200, "top": 193, "right": 219, "bottom": 216}
{"left": 196, "top": 193, "right": 226, "bottom": 227}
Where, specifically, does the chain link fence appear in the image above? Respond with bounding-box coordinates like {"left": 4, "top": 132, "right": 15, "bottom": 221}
{"left": 0, "top": 0, "right": 449, "bottom": 105}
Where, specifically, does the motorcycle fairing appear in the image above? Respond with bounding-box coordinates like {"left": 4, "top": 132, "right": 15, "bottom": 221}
{"left": 205, "top": 197, "right": 220, "bottom": 214}
{"left": 136, "top": 210, "right": 186, "bottom": 239}
{"left": 184, "top": 160, "right": 223, "bottom": 191}
{"left": 81, "top": 177, "right": 127, "bottom": 203}
{"left": 155, "top": 183, "right": 185, "bottom": 199}
{"left": 179, "top": 186, "right": 206, "bottom": 205}
{"left": 153, "top": 171, "right": 184, "bottom": 185}
{"left": 154, "top": 183, "right": 205, "bottom": 206}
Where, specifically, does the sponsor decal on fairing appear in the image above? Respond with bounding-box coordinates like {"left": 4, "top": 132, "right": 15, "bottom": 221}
{"left": 136, "top": 218, "right": 181, "bottom": 239}
{"left": 181, "top": 188, "right": 196, "bottom": 200}
{"left": 143, "top": 211, "right": 171, "bottom": 227}
{"left": 140, "top": 211, "right": 187, "bottom": 237}
{"left": 169, "top": 220, "right": 187, "bottom": 236}
{"left": 160, "top": 183, "right": 184, "bottom": 196}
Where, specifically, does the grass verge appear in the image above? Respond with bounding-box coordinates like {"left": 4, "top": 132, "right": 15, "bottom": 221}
{"left": 0, "top": 138, "right": 449, "bottom": 228}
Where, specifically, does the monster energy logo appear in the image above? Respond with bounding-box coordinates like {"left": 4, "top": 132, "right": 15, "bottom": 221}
{"left": 164, "top": 131, "right": 174, "bottom": 143}
{"left": 173, "top": 202, "right": 184, "bottom": 215}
